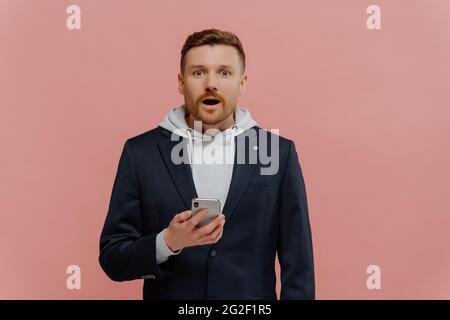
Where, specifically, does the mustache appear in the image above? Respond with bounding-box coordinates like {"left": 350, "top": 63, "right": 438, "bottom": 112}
{"left": 196, "top": 92, "right": 225, "bottom": 105}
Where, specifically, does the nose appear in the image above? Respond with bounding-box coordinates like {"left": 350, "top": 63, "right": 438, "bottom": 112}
{"left": 204, "top": 74, "right": 219, "bottom": 92}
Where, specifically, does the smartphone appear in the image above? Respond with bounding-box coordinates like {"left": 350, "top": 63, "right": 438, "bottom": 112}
{"left": 191, "top": 198, "right": 221, "bottom": 227}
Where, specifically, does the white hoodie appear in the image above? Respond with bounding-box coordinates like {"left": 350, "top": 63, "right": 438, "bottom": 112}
{"left": 155, "top": 104, "right": 257, "bottom": 264}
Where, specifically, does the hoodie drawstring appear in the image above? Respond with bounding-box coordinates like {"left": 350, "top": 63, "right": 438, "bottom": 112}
{"left": 227, "top": 125, "right": 238, "bottom": 184}
{"left": 186, "top": 128, "right": 194, "bottom": 173}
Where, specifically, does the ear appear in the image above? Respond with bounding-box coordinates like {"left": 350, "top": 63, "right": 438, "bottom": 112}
{"left": 239, "top": 73, "right": 247, "bottom": 95}
{"left": 178, "top": 72, "right": 184, "bottom": 95}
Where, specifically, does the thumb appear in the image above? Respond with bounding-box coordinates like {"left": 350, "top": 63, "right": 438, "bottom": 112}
{"left": 173, "top": 210, "right": 192, "bottom": 223}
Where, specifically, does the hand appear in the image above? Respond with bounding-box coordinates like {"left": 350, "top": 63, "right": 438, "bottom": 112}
{"left": 164, "top": 209, "right": 226, "bottom": 252}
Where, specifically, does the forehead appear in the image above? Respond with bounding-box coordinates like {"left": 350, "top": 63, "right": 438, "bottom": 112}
{"left": 184, "top": 44, "right": 241, "bottom": 69}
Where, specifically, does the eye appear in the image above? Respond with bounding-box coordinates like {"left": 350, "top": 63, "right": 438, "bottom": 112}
{"left": 221, "top": 70, "right": 231, "bottom": 76}
{"left": 193, "top": 70, "right": 204, "bottom": 76}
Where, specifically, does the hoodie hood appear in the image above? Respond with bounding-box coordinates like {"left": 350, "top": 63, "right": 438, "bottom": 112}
{"left": 159, "top": 105, "right": 257, "bottom": 140}
{"left": 159, "top": 104, "right": 257, "bottom": 166}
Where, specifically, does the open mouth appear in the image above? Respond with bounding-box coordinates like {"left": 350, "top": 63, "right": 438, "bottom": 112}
{"left": 201, "top": 98, "right": 221, "bottom": 106}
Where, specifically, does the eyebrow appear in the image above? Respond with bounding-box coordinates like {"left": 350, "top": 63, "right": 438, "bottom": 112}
{"left": 188, "top": 64, "right": 234, "bottom": 70}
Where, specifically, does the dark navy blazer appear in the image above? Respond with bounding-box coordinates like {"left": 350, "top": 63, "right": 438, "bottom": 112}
{"left": 99, "top": 125, "right": 315, "bottom": 300}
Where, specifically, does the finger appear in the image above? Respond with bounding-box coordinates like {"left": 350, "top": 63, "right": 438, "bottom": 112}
{"left": 188, "top": 208, "right": 209, "bottom": 227}
{"left": 197, "top": 214, "right": 225, "bottom": 236}
{"left": 199, "top": 225, "right": 223, "bottom": 245}
{"left": 173, "top": 210, "right": 192, "bottom": 223}
{"left": 199, "top": 219, "right": 225, "bottom": 242}
{"left": 212, "top": 227, "right": 224, "bottom": 242}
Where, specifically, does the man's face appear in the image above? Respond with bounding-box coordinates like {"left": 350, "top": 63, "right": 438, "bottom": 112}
{"left": 178, "top": 44, "right": 247, "bottom": 126}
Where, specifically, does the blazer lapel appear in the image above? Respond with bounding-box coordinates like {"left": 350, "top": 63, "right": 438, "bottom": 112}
{"left": 158, "top": 128, "right": 198, "bottom": 210}
{"left": 221, "top": 136, "right": 258, "bottom": 222}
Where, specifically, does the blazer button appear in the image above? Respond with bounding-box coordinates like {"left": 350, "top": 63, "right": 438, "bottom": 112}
{"left": 210, "top": 249, "right": 217, "bottom": 257}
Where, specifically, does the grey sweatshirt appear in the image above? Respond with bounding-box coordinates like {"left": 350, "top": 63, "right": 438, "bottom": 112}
{"left": 155, "top": 104, "right": 257, "bottom": 263}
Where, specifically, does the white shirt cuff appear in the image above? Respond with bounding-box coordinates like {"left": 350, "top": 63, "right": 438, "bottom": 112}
{"left": 155, "top": 228, "right": 182, "bottom": 264}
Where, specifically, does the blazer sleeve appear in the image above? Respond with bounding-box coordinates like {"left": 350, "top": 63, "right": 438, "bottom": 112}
{"left": 278, "top": 140, "right": 315, "bottom": 299}
{"left": 99, "top": 140, "right": 175, "bottom": 282}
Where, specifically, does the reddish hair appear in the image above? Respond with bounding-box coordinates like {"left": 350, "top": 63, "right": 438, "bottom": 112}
{"left": 180, "top": 28, "right": 246, "bottom": 74}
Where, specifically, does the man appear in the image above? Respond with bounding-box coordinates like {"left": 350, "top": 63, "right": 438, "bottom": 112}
{"left": 99, "top": 28, "right": 315, "bottom": 300}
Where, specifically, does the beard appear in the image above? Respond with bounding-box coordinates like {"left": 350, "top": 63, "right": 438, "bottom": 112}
{"left": 184, "top": 94, "right": 235, "bottom": 126}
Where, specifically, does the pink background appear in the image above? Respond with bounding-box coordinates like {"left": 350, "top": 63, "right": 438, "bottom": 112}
{"left": 1, "top": 0, "right": 449, "bottom": 299}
